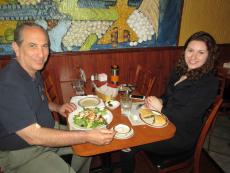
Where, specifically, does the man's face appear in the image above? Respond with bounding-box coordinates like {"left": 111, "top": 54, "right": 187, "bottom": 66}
{"left": 12, "top": 26, "right": 49, "bottom": 77}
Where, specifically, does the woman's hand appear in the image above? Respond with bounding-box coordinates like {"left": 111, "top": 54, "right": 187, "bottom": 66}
{"left": 144, "top": 96, "right": 163, "bottom": 112}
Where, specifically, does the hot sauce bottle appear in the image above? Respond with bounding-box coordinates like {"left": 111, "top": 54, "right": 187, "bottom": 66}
{"left": 111, "top": 65, "right": 119, "bottom": 85}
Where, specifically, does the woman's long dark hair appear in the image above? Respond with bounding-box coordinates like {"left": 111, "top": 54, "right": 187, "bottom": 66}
{"left": 175, "top": 31, "right": 219, "bottom": 80}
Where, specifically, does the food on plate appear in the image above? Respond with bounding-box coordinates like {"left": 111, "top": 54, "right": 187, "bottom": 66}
{"left": 73, "top": 108, "right": 107, "bottom": 128}
{"left": 105, "top": 100, "right": 120, "bottom": 110}
{"left": 139, "top": 109, "right": 168, "bottom": 127}
{"left": 153, "top": 115, "right": 167, "bottom": 126}
{"left": 139, "top": 108, "right": 162, "bottom": 118}
{"left": 107, "top": 100, "right": 113, "bottom": 107}
{"left": 78, "top": 97, "right": 100, "bottom": 107}
{"left": 118, "top": 84, "right": 135, "bottom": 92}
{"left": 139, "top": 108, "right": 153, "bottom": 118}
{"left": 114, "top": 124, "right": 130, "bottom": 134}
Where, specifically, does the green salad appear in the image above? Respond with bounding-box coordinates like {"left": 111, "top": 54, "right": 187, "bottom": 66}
{"left": 73, "top": 108, "right": 108, "bottom": 128}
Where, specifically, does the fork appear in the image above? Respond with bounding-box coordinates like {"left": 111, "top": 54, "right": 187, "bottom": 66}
{"left": 136, "top": 103, "right": 144, "bottom": 110}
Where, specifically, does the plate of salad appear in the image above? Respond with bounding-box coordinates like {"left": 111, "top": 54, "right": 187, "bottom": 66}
{"left": 68, "top": 107, "right": 113, "bottom": 130}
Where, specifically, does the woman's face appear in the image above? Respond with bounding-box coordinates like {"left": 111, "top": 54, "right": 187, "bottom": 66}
{"left": 185, "top": 40, "right": 209, "bottom": 71}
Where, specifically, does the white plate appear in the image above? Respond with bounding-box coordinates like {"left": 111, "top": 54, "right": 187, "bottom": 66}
{"left": 105, "top": 100, "right": 120, "bottom": 110}
{"left": 78, "top": 97, "right": 100, "bottom": 108}
{"left": 68, "top": 108, "right": 113, "bottom": 130}
{"left": 114, "top": 128, "right": 134, "bottom": 139}
{"left": 140, "top": 110, "right": 169, "bottom": 128}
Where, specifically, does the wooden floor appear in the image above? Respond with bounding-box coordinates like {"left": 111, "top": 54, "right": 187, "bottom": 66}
{"left": 90, "top": 149, "right": 225, "bottom": 173}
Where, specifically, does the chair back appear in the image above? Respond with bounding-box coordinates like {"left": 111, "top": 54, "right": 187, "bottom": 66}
{"left": 216, "top": 67, "right": 227, "bottom": 98}
{"left": 193, "top": 96, "right": 223, "bottom": 173}
{"left": 216, "top": 67, "right": 230, "bottom": 117}
{"left": 42, "top": 69, "right": 61, "bottom": 122}
{"left": 140, "top": 96, "right": 223, "bottom": 173}
{"left": 133, "top": 65, "right": 156, "bottom": 96}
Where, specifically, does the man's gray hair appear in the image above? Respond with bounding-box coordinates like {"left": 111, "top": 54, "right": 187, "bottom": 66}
{"left": 14, "top": 22, "right": 49, "bottom": 46}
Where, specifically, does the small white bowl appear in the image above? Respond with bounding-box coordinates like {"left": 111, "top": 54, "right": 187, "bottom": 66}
{"left": 114, "top": 124, "right": 131, "bottom": 134}
{"left": 105, "top": 100, "right": 120, "bottom": 110}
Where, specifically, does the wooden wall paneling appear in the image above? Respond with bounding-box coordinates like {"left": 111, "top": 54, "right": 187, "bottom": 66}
{"left": 1, "top": 44, "right": 230, "bottom": 103}
{"left": 48, "top": 47, "right": 223, "bottom": 101}
{"left": 219, "top": 45, "right": 230, "bottom": 63}
{"left": 58, "top": 54, "right": 77, "bottom": 82}
{"left": 44, "top": 56, "right": 65, "bottom": 102}
{"left": 0, "top": 57, "right": 11, "bottom": 69}
{"left": 93, "top": 53, "right": 113, "bottom": 78}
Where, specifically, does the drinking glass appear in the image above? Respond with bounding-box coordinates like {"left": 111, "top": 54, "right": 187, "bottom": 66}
{"left": 120, "top": 94, "right": 132, "bottom": 116}
{"left": 72, "top": 79, "right": 85, "bottom": 96}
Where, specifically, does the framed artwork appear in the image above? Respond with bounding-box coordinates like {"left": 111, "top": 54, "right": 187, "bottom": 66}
{"left": 0, "top": 0, "right": 183, "bottom": 55}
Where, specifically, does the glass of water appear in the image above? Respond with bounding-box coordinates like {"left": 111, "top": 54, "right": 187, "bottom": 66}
{"left": 72, "top": 79, "right": 85, "bottom": 96}
{"left": 120, "top": 94, "right": 132, "bottom": 116}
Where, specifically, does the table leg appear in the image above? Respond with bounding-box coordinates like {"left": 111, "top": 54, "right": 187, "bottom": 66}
{"left": 90, "top": 152, "right": 121, "bottom": 173}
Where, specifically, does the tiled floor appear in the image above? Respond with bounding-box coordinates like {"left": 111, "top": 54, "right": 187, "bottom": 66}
{"left": 204, "top": 115, "right": 230, "bottom": 173}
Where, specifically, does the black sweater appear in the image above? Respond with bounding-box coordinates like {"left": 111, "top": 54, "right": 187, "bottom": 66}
{"left": 161, "top": 70, "right": 218, "bottom": 149}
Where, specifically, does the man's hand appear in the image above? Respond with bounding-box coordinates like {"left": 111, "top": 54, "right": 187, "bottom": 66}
{"left": 85, "top": 128, "right": 116, "bottom": 145}
{"left": 49, "top": 102, "right": 76, "bottom": 117}
{"left": 57, "top": 103, "right": 76, "bottom": 117}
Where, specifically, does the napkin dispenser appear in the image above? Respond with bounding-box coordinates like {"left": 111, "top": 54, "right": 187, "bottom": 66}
{"left": 96, "top": 83, "right": 118, "bottom": 101}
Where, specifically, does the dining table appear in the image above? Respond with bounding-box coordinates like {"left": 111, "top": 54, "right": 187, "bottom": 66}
{"left": 71, "top": 108, "right": 176, "bottom": 156}
{"left": 67, "top": 81, "right": 176, "bottom": 157}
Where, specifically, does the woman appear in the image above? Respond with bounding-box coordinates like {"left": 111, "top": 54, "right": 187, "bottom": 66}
{"left": 121, "top": 31, "right": 219, "bottom": 173}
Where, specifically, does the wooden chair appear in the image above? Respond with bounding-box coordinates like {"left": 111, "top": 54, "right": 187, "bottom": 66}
{"left": 133, "top": 65, "right": 156, "bottom": 96}
{"left": 207, "top": 67, "right": 230, "bottom": 152}
{"left": 42, "top": 70, "right": 73, "bottom": 164}
{"left": 217, "top": 67, "right": 227, "bottom": 98}
{"left": 41, "top": 69, "right": 61, "bottom": 123}
{"left": 216, "top": 67, "right": 230, "bottom": 116}
{"left": 206, "top": 67, "right": 228, "bottom": 151}
{"left": 140, "top": 96, "right": 223, "bottom": 173}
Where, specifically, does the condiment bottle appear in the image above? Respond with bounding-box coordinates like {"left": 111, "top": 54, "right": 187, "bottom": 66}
{"left": 90, "top": 75, "right": 96, "bottom": 93}
{"left": 111, "top": 65, "right": 119, "bottom": 85}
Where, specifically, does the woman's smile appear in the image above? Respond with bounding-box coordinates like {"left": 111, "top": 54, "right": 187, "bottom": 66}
{"left": 185, "top": 40, "right": 208, "bottom": 70}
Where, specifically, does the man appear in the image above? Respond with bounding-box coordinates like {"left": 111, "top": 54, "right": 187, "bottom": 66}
{"left": 0, "top": 23, "right": 115, "bottom": 173}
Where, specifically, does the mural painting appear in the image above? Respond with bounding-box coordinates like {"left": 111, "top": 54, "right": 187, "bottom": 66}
{"left": 0, "top": 0, "right": 182, "bottom": 55}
